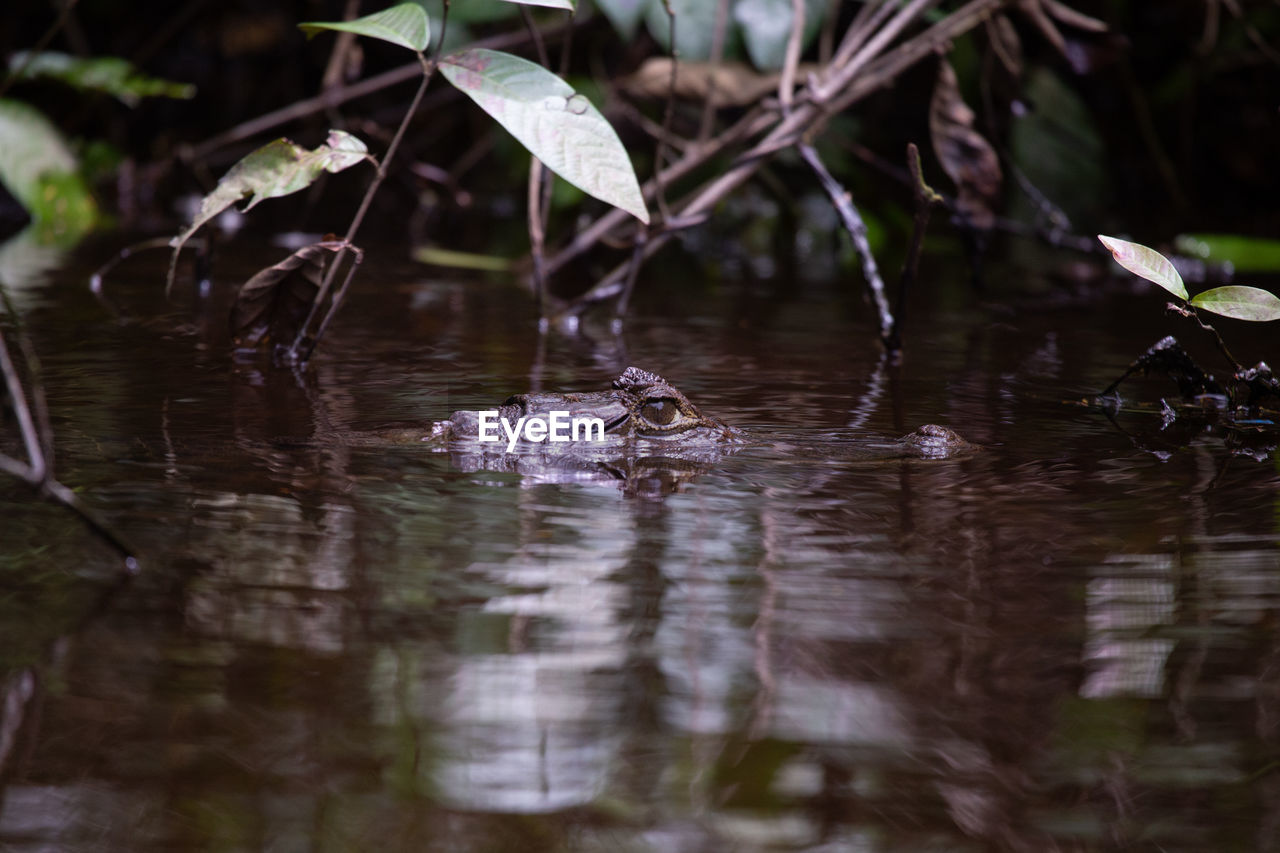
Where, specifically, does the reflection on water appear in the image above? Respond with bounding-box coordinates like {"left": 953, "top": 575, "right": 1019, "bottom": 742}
{"left": 1, "top": 252, "right": 1279, "bottom": 851}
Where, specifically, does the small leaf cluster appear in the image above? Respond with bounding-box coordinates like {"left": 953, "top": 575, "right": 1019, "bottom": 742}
{"left": 1098, "top": 235, "right": 1280, "bottom": 322}
{"left": 300, "top": 2, "right": 647, "bottom": 223}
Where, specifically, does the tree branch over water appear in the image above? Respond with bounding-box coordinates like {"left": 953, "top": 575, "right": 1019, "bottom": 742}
{"left": 0, "top": 318, "right": 139, "bottom": 573}
{"left": 551, "top": 0, "right": 1009, "bottom": 322}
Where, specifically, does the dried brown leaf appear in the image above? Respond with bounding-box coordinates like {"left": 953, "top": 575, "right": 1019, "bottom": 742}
{"left": 929, "top": 60, "right": 1002, "bottom": 230}
{"left": 231, "top": 242, "right": 338, "bottom": 348}
{"left": 618, "top": 58, "right": 820, "bottom": 108}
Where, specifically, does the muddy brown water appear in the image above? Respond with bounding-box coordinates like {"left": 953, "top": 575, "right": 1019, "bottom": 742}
{"left": 1, "top": 240, "right": 1278, "bottom": 851}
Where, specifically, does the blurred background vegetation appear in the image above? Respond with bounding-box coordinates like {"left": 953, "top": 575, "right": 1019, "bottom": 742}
{"left": 1, "top": 0, "right": 1278, "bottom": 302}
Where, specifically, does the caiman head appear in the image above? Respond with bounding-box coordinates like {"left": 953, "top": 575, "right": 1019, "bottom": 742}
{"left": 433, "top": 366, "right": 737, "bottom": 445}
{"left": 605, "top": 366, "right": 736, "bottom": 441}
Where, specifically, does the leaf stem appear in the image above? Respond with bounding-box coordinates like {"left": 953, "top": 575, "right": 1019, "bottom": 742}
{"left": 289, "top": 49, "right": 438, "bottom": 362}
{"left": 1170, "top": 302, "right": 1243, "bottom": 373}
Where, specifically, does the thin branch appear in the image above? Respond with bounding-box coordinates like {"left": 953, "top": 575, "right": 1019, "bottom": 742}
{"left": 302, "top": 243, "right": 365, "bottom": 361}
{"left": 559, "top": 0, "right": 1006, "bottom": 318}
{"left": 319, "top": 0, "right": 364, "bottom": 93}
{"left": 0, "top": 324, "right": 139, "bottom": 572}
{"left": 889, "top": 142, "right": 943, "bottom": 354}
{"left": 0, "top": 327, "right": 45, "bottom": 484}
{"left": 778, "top": 0, "right": 807, "bottom": 113}
{"left": 519, "top": 4, "right": 551, "bottom": 68}
{"left": 544, "top": 101, "right": 774, "bottom": 280}
{"left": 1169, "top": 303, "right": 1243, "bottom": 373}
{"left": 181, "top": 18, "right": 572, "bottom": 165}
{"left": 0, "top": 286, "right": 53, "bottom": 465}
{"left": 613, "top": 229, "right": 649, "bottom": 324}
{"left": 798, "top": 141, "right": 893, "bottom": 343}
{"left": 654, "top": 1, "right": 679, "bottom": 221}
{"left": 288, "top": 48, "right": 438, "bottom": 362}
{"left": 528, "top": 156, "right": 549, "bottom": 315}
{"left": 698, "top": 0, "right": 734, "bottom": 141}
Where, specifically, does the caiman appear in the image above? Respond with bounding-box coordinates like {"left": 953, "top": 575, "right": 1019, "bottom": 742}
{"left": 426, "top": 367, "right": 973, "bottom": 491}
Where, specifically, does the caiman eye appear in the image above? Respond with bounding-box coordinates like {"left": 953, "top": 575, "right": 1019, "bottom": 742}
{"left": 641, "top": 398, "right": 681, "bottom": 426}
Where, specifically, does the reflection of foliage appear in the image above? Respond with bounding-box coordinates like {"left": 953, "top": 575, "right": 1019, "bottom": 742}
{"left": 0, "top": 98, "right": 96, "bottom": 243}
{"left": 7, "top": 51, "right": 195, "bottom": 107}
{"left": 0, "top": 49, "right": 193, "bottom": 244}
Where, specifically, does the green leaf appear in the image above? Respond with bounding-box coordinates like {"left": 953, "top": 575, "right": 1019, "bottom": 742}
{"left": 299, "top": 3, "right": 430, "bottom": 52}
{"left": 733, "top": 0, "right": 825, "bottom": 71}
{"left": 1098, "top": 234, "right": 1188, "bottom": 301}
{"left": 1010, "top": 68, "right": 1105, "bottom": 227}
{"left": 499, "top": 0, "right": 576, "bottom": 9}
{"left": 439, "top": 49, "right": 649, "bottom": 223}
{"left": 7, "top": 51, "right": 195, "bottom": 107}
{"left": 595, "top": 0, "right": 649, "bottom": 39}
{"left": 0, "top": 99, "right": 97, "bottom": 240}
{"left": 419, "top": 0, "right": 518, "bottom": 24}
{"left": 1175, "top": 233, "right": 1280, "bottom": 274}
{"left": 1190, "top": 286, "right": 1280, "bottom": 322}
{"left": 644, "top": 0, "right": 721, "bottom": 60}
{"left": 166, "top": 130, "right": 368, "bottom": 291}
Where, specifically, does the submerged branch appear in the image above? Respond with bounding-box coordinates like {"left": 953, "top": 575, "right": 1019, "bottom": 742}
{"left": 0, "top": 323, "right": 139, "bottom": 573}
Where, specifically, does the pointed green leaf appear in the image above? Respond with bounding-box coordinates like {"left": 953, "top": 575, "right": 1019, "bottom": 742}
{"left": 1190, "top": 286, "right": 1280, "bottom": 322}
{"left": 167, "top": 130, "right": 368, "bottom": 290}
{"left": 8, "top": 51, "right": 195, "bottom": 107}
{"left": 734, "top": 0, "right": 826, "bottom": 71}
{"left": 1175, "top": 233, "right": 1280, "bottom": 273}
{"left": 0, "top": 98, "right": 97, "bottom": 239}
{"left": 499, "top": 0, "right": 576, "bottom": 9}
{"left": 300, "top": 3, "right": 430, "bottom": 53}
{"left": 439, "top": 48, "right": 649, "bottom": 223}
{"left": 644, "top": 0, "right": 719, "bottom": 60}
{"left": 595, "top": 0, "right": 647, "bottom": 38}
{"left": 1098, "top": 234, "right": 1188, "bottom": 300}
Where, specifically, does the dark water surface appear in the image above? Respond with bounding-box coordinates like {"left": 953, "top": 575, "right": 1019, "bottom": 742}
{"left": 2, "top": 242, "right": 1279, "bottom": 851}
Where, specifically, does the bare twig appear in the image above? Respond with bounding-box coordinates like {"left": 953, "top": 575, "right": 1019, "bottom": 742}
{"left": 1168, "top": 303, "right": 1243, "bottom": 373}
{"left": 556, "top": 0, "right": 1004, "bottom": 319}
{"left": 182, "top": 18, "right": 571, "bottom": 165}
{"left": 889, "top": 143, "right": 943, "bottom": 353}
{"left": 698, "top": 0, "right": 734, "bottom": 141}
{"left": 778, "top": 0, "right": 807, "bottom": 113}
{"left": 798, "top": 142, "right": 894, "bottom": 344}
{"left": 89, "top": 236, "right": 184, "bottom": 317}
{"left": 528, "top": 157, "right": 549, "bottom": 315}
{"left": 320, "top": 0, "right": 364, "bottom": 93}
{"left": 519, "top": 4, "right": 551, "bottom": 68}
{"left": 0, "top": 323, "right": 139, "bottom": 572}
{"left": 544, "top": 101, "right": 773, "bottom": 281}
{"left": 654, "top": 0, "right": 678, "bottom": 221}
{"left": 522, "top": 4, "right": 575, "bottom": 321}
{"left": 0, "top": 330, "right": 46, "bottom": 485}
{"left": 303, "top": 243, "right": 364, "bottom": 360}
{"left": 613, "top": 229, "right": 649, "bottom": 325}
{"left": 289, "top": 38, "right": 442, "bottom": 361}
